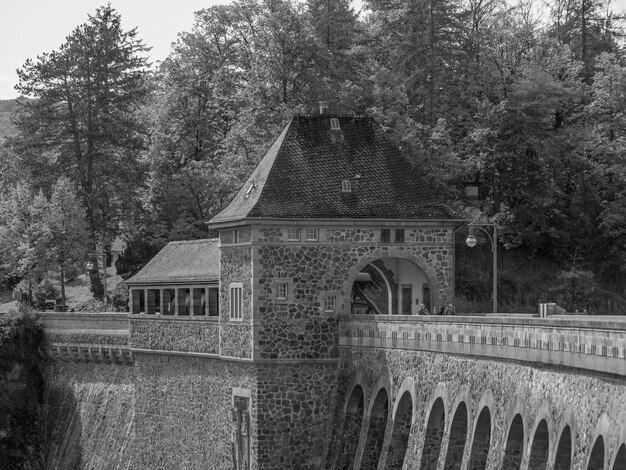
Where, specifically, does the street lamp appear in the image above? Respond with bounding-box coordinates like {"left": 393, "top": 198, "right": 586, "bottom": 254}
{"left": 465, "top": 223, "right": 498, "bottom": 314}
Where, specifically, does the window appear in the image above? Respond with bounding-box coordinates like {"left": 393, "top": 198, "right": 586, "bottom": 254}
{"left": 306, "top": 228, "right": 318, "bottom": 241}
{"left": 395, "top": 229, "right": 405, "bottom": 243}
{"left": 233, "top": 229, "right": 239, "bottom": 244}
{"left": 381, "top": 229, "right": 390, "bottom": 243}
{"left": 276, "top": 282, "right": 288, "bottom": 300}
{"left": 330, "top": 118, "right": 340, "bottom": 130}
{"left": 341, "top": 179, "right": 352, "bottom": 192}
{"left": 287, "top": 228, "right": 300, "bottom": 241}
{"left": 208, "top": 287, "right": 219, "bottom": 316}
{"left": 324, "top": 296, "right": 336, "bottom": 313}
{"left": 230, "top": 283, "right": 243, "bottom": 320}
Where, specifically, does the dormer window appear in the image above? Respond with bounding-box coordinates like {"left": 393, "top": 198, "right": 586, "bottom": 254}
{"left": 341, "top": 179, "right": 352, "bottom": 193}
{"left": 244, "top": 182, "right": 257, "bottom": 199}
{"left": 330, "top": 118, "right": 340, "bottom": 130}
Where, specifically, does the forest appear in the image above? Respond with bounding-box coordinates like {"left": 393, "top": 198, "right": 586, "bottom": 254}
{"left": 0, "top": 0, "right": 625, "bottom": 313}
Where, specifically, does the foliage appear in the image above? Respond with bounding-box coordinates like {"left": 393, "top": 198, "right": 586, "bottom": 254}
{"left": 0, "top": 179, "right": 88, "bottom": 308}
{"left": 5, "top": 0, "right": 626, "bottom": 311}
{"left": 12, "top": 5, "right": 151, "bottom": 298}
{"left": 114, "top": 234, "right": 165, "bottom": 281}
{"left": 0, "top": 307, "right": 44, "bottom": 469}
{"left": 0, "top": 100, "right": 19, "bottom": 137}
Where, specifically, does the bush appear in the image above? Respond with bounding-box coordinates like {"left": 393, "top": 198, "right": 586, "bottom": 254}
{"left": 13, "top": 280, "right": 59, "bottom": 310}
{"left": 0, "top": 308, "right": 44, "bottom": 469}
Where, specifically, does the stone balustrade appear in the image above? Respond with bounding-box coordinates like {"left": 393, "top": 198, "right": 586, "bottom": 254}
{"left": 339, "top": 314, "right": 626, "bottom": 377}
{"left": 39, "top": 311, "right": 132, "bottom": 365}
{"left": 40, "top": 311, "right": 626, "bottom": 376}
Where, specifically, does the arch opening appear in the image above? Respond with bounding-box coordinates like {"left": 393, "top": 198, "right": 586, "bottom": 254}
{"left": 587, "top": 435, "right": 604, "bottom": 470}
{"left": 502, "top": 414, "right": 524, "bottom": 470}
{"left": 444, "top": 401, "right": 468, "bottom": 469}
{"left": 469, "top": 407, "right": 491, "bottom": 470}
{"left": 554, "top": 425, "right": 572, "bottom": 470}
{"left": 384, "top": 391, "right": 413, "bottom": 470}
{"left": 335, "top": 385, "right": 364, "bottom": 470}
{"left": 419, "top": 397, "right": 446, "bottom": 470}
{"left": 529, "top": 419, "right": 550, "bottom": 470}
{"left": 361, "top": 389, "right": 389, "bottom": 469}
{"left": 613, "top": 444, "right": 626, "bottom": 470}
{"left": 350, "top": 257, "right": 431, "bottom": 315}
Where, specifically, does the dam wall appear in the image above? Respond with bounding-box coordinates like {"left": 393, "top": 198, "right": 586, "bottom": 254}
{"left": 40, "top": 312, "right": 626, "bottom": 469}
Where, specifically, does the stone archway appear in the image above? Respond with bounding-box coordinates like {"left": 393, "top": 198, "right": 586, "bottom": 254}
{"left": 420, "top": 397, "right": 446, "bottom": 469}
{"left": 587, "top": 435, "right": 605, "bottom": 470}
{"left": 343, "top": 250, "right": 442, "bottom": 316}
{"left": 554, "top": 425, "right": 572, "bottom": 470}
{"left": 384, "top": 391, "right": 413, "bottom": 470}
{"left": 529, "top": 419, "right": 550, "bottom": 470}
{"left": 335, "top": 385, "right": 365, "bottom": 470}
{"left": 361, "top": 388, "right": 389, "bottom": 469}
{"left": 502, "top": 414, "right": 524, "bottom": 470}
{"left": 469, "top": 407, "right": 492, "bottom": 470}
{"left": 443, "top": 401, "right": 468, "bottom": 468}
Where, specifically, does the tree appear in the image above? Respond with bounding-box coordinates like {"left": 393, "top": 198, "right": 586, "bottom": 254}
{"left": 13, "top": 5, "right": 150, "bottom": 299}
{"left": 0, "top": 184, "right": 49, "bottom": 303}
{"left": 45, "top": 178, "right": 89, "bottom": 311}
{"left": 549, "top": 0, "right": 622, "bottom": 81}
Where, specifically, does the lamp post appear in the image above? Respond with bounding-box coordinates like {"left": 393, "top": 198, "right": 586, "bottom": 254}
{"left": 465, "top": 223, "right": 498, "bottom": 314}
{"left": 86, "top": 244, "right": 108, "bottom": 309}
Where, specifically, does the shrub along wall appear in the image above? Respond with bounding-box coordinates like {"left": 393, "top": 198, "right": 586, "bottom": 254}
{"left": 0, "top": 310, "right": 45, "bottom": 469}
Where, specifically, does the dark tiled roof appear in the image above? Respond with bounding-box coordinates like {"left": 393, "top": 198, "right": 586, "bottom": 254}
{"left": 210, "top": 115, "right": 458, "bottom": 225}
{"left": 125, "top": 239, "right": 219, "bottom": 285}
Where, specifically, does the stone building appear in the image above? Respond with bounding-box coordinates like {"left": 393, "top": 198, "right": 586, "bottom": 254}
{"left": 126, "top": 239, "right": 220, "bottom": 316}
{"left": 204, "top": 113, "right": 460, "bottom": 468}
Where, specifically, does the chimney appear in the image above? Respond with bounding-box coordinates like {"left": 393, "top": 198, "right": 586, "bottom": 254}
{"left": 319, "top": 101, "right": 329, "bottom": 115}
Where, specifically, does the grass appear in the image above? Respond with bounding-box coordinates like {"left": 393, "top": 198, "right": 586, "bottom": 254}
{"left": 63, "top": 266, "right": 123, "bottom": 311}
{"left": 0, "top": 266, "right": 123, "bottom": 313}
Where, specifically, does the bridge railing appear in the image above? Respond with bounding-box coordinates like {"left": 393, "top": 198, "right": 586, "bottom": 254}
{"left": 338, "top": 314, "right": 626, "bottom": 377}
{"left": 38, "top": 311, "right": 132, "bottom": 364}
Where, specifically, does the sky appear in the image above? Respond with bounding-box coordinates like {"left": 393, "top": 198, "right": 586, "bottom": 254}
{"left": 0, "top": 0, "right": 625, "bottom": 100}
{"left": 0, "top": 0, "right": 233, "bottom": 99}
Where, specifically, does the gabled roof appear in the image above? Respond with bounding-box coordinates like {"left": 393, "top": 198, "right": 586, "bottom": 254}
{"left": 209, "top": 115, "right": 458, "bottom": 226}
{"left": 125, "top": 239, "right": 219, "bottom": 285}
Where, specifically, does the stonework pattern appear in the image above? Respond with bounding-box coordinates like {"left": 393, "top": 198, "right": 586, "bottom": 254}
{"left": 133, "top": 355, "right": 256, "bottom": 470}
{"left": 326, "top": 228, "right": 376, "bottom": 243}
{"left": 255, "top": 362, "right": 339, "bottom": 469}
{"left": 255, "top": 230, "right": 454, "bottom": 359}
{"left": 130, "top": 319, "right": 219, "bottom": 354}
{"left": 220, "top": 246, "right": 253, "bottom": 358}
{"left": 335, "top": 347, "right": 626, "bottom": 470}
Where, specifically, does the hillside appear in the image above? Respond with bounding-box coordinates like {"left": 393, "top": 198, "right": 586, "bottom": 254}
{"left": 0, "top": 98, "right": 20, "bottom": 137}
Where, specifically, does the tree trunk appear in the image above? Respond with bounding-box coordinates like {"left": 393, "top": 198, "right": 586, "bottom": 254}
{"left": 89, "top": 260, "right": 104, "bottom": 301}
{"left": 60, "top": 267, "right": 66, "bottom": 312}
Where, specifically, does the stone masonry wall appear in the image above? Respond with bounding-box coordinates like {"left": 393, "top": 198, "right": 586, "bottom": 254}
{"left": 220, "top": 246, "right": 253, "bottom": 359}
{"left": 254, "top": 226, "right": 454, "bottom": 360}
{"left": 334, "top": 347, "right": 626, "bottom": 470}
{"left": 255, "top": 362, "right": 339, "bottom": 469}
{"left": 130, "top": 318, "right": 219, "bottom": 354}
{"left": 133, "top": 354, "right": 256, "bottom": 470}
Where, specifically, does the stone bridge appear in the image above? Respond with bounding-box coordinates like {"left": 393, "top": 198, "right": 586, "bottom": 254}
{"left": 40, "top": 312, "right": 626, "bottom": 470}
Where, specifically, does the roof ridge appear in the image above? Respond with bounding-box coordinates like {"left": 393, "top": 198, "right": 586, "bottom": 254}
{"left": 168, "top": 238, "right": 218, "bottom": 245}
